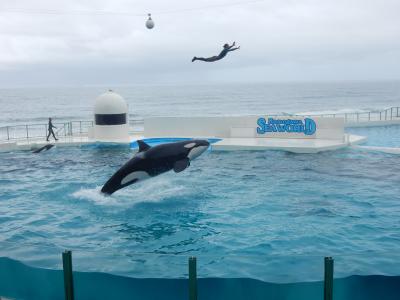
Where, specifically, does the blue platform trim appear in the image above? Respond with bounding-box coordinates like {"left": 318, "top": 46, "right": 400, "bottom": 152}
{"left": 130, "top": 138, "right": 221, "bottom": 149}
{"left": 80, "top": 143, "right": 130, "bottom": 149}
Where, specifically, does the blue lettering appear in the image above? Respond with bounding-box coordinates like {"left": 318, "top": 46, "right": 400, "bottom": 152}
{"left": 304, "top": 118, "right": 317, "bottom": 135}
{"left": 256, "top": 117, "right": 317, "bottom": 136}
{"left": 276, "top": 124, "right": 286, "bottom": 132}
{"left": 256, "top": 117, "right": 266, "bottom": 134}
{"left": 268, "top": 124, "right": 277, "bottom": 132}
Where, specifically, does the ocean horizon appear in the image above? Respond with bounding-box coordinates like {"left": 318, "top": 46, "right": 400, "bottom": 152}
{"left": 1, "top": 80, "right": 399, "bottom": 127}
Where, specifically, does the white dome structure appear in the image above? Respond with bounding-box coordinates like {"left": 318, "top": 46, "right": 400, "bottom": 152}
{"left": 90, "top": 90, "right": 130, "bottom": 142}
{"left": 95, "top": 90, "right": 128, "bottom": 115}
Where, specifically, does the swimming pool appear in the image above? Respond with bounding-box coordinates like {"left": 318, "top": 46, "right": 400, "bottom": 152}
{"left": 1, "top": 128, "right": 400, "bottom": 283}
{"left": 347, "top": 124, "right": 400, "bottom": 147}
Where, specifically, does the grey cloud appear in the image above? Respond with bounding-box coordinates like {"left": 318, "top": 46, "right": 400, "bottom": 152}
{"left": 0, "top": 0, "right": 399, "bottom": 86}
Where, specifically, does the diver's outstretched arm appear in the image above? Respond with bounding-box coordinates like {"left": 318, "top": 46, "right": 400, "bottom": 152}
{"left": 229, "top": 46, "right": 240, "bottom": 52}
{"left": 228, "top": 41, "right": 236, "bottom": 49}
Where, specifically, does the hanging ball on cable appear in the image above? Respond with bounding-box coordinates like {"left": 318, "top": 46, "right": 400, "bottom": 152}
{"left": 146, "top": 13, "right": 154, "bottom": 29}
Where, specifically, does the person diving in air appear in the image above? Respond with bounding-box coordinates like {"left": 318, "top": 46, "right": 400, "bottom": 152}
{"left": 192, "top": 42, "right": 240, "bottom": 62}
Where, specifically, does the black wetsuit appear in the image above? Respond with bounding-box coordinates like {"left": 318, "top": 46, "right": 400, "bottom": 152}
{"left": 47, "top": 120, "right": 58, "bottom": 141}
{"left": 218, "top": 48, "right": 229, "bottom": 59}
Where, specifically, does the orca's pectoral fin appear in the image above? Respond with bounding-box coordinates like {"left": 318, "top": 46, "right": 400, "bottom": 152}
{"left": 173, "top": 158, "right": 190, "bottom": 173}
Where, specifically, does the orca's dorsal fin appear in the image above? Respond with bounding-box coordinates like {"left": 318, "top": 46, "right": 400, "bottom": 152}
{"left": 137, "top": 140, "right": 151, "bottom": 152}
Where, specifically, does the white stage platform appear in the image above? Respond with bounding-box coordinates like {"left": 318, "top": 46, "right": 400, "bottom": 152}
{"left": 143, "top": 116, "right": 366, "bottom": 153}
{"left": 212, "top": 134, "right": 366, "bottom": 153}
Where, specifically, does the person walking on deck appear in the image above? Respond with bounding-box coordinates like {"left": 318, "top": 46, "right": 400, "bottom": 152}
{"left": 192, "top": 42, "right": 240, "bottom": 62}
{"left": 46, "top": 118, "right": 58, "bottom": 141}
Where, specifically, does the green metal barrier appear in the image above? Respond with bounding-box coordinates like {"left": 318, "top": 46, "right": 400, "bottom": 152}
{"left": 324, "top": 257, "right": 334, "bottom": 300}
{"left": 189, "top": 256, "right": 197, "bottom": 300}
{"left": 62, "top": 250, "right": 75, "bottom": 300}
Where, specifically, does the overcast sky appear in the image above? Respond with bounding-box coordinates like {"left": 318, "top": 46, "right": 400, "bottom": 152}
{"left": 0, "top": 0, "right": 399, "bottom": 86}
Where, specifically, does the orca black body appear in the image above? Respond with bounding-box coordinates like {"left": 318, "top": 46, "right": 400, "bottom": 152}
{"left": 101, "top": 139, "right": 210, "bottom": 195}
{"left": 32, "top": 144, "right": 54, "bottom": 153}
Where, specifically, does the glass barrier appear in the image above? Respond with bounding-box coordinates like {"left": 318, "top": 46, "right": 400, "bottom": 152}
{"left": 0, "top": 239, "right": 399, "bottom": 300}
{"left": 1, "top": 239, "right": 399, "bottom": 281}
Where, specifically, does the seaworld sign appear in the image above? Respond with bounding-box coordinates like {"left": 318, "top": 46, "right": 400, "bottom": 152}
{"left": 256, "top": 117, "right": 317, "bottom": 136}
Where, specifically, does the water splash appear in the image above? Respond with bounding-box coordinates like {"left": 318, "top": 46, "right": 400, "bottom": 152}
{"left": 72, "top": 186, "right": 123, "bottom": 206}
{"left": 72, "top": 175, "right": 192, "bottom": 206}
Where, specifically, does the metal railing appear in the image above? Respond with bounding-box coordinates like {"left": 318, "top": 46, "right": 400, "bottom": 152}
{"left": 298, "top": 106, "right": 400, "bottom": 123}
{"left": 0, "top": 119, "right": 144, "bottom": 142}
{"left": 0, "top": 121, "right": 93, "bottom": 141}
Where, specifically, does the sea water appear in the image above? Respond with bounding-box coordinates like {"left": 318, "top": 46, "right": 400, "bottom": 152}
{"left": 1, "top": 81, "right": 400, "bottom": 127}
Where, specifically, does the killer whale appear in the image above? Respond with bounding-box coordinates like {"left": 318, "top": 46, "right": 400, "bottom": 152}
{"left": 32, "top": 144, "right": 54, "bottom": 153}
{"left": 101, "top": 139, "right": 210, "bottom": 195}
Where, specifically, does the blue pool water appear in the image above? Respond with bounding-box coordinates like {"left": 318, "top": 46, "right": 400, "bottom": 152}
{"left": 347, "top": 125, "right": 400, "bottom": 147}
{"left": 1, "top": 142, "right": 400, "bottom": 283}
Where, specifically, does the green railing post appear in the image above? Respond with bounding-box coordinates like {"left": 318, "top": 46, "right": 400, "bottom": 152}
{"left": 62, "top": 250, "right": 75, "bottom": 300}
{"left": 324, "top": 257, "right": 334, "bottom": 300}
{"left": 6, "top": 126, "right": 9, "bottom": 140}
{"left": 189, "top": 256, "right": 197, "bottom": 300}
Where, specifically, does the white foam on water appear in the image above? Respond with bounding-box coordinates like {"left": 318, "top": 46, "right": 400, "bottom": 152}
{"left": 125, "top": 175, "right": 192, "bottom": 203}
{"left": 72, "top": 175, "right": 192, "bottom": 206}
{"left": 72, "top": 186, "right": 125, "bottom": 206}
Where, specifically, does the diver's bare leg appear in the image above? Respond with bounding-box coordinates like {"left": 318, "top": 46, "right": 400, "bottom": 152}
{"left": 193, "top": 56, "right": 220, "bottom": 62}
